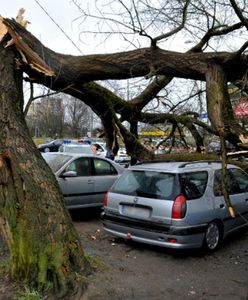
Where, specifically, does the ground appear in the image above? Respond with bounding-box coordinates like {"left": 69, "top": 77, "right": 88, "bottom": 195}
{"left": 0, "top": 208, "right": 248, "bottom": 300}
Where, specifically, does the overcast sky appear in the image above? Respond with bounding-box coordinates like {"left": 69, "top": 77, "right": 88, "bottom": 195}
{"left": 1, "top": 0, "right": 88, "bottom": 55}
{"left": 2, "top": 0, "right": 193, "bottom": 57}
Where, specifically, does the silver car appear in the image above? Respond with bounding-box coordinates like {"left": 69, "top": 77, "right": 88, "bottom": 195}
{"left": 43, "top": 153, "right": 124, "bottom": 209}
{"left": 102, "top": 161, "right": 248, "bottom": 251}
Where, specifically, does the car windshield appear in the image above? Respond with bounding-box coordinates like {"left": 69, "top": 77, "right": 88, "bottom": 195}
{"left": 42, "top": 153, "right": 72, "bottom": 172}
{"left": 111, "top": 170, "right": 176, "bottom": 199}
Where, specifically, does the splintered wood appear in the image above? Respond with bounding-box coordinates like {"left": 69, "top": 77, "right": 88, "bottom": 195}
{"left": 0, "top": 8, "right": 29, "bottom": 42}
{"left": 0, "top": 8, "right": 54, "bottom": 76}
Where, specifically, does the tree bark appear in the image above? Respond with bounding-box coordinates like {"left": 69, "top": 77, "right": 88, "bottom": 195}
{"left": 0, "top": 37, "right": 90, "bottom": 299}
{"left": 205, "top": 64, "right": 237, "bottom": 216}
{"left": 2, "top": 18, "right": 247, "bottom": 86}
{"left": 205, "top": 64, "right": 246, "bottom": 144}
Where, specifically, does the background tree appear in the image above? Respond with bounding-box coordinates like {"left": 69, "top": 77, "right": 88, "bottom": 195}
{"left": 25, "top": 93, "right": 98, "bottom": 139}
{"left": 31, "top": 96, "right": 65, "bottom": 138}
{"left": 64, "top": 94, "right": 92, "bottom": 138}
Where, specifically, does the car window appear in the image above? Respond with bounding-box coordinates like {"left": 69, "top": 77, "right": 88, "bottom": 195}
{"left": 229, "top": 168, "right": 248, "bottom": 193}
{"left": 65, "top": 157, "right": 90, "bottom": 176}
{"left": 93, "top": 143, "right": 105, "bottom": 151}
{"left": 93, "top": 158, "right": 117, "bottom": 176}
{"left": 111, "top": 170, "right": 176, "bottom": 199}
{"left": 54, "top": 140, "right": 63, "bottom": 145}
{"left": 214, "top": 168, "right": 243, "bottom": 196}
{"left": 180, "top": 171, "right": 208, "bottom": 199}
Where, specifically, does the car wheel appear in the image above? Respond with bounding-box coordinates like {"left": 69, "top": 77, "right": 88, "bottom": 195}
{"left": 204, "top": 222, "right": 221, "bottom": 251}
{"left": 44, "top": 147, "right": 50, "bottom": 152}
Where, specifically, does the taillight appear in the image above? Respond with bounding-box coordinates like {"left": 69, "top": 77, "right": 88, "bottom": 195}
{"left": 167, "top": 238, "right": 177, "bottom": 243}
{"left": 104, "top": 192, "right": 109, "bottom": 207}
{"left": 172, "top": 195, "right": 187, "bottom": 219}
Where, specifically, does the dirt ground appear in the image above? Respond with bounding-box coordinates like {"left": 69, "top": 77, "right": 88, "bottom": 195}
{"left": 73, "top": 209, "right": 248, "bottom": 300}
{"left": 0, "top": 208, "right": 248, "bottom": 300}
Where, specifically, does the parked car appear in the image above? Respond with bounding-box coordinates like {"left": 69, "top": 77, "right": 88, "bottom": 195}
{"left": 37, "top": 139, "right": 64, "bottom": 152}
{"left": 206, "top": 140, "right": 236, "bottom": 154}
{"left": 91, "top": 142, "right": 107, "bottom": 157}
{"left": 102, "top": 160, "right": 248, "bottom": 251}
{"left": 114, "top": 148, "right": 131, "bottom": 167}
{"left": 42, "top": 153, "right": 124, "bottom": 209}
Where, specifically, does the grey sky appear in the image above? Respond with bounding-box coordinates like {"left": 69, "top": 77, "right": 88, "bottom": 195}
{"left": 1, "top": 0, "right": 85, "bottom": 55}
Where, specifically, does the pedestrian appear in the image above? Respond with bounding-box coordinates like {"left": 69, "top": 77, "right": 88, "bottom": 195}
{"left": 106, "top": 149, "right": 114, "bottom": 160}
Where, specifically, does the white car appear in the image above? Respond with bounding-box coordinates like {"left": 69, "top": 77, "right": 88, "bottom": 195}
{"left": 59, "top": 143, "right": 95, "bottom": 154}
{"left": 91, "top": 142, "right": 107, "bottom": 157}
{"left": 114, "top": 148, "right": 131, "bottom": 167}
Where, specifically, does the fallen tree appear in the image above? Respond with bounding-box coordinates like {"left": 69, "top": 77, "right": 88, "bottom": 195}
{"left": 1, "top": 2, "right": 248, "bottom": 297}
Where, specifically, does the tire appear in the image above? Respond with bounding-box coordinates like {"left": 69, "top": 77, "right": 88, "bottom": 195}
{"left": 44, "top": 147, "right": 50, "bottom": 152}
{"left": 204, "top": 222, "right": 221, "bottom": 251}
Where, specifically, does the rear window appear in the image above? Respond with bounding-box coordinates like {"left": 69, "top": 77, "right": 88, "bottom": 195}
{"left": 111, "top": 170, "right": 176, "bottom": 199}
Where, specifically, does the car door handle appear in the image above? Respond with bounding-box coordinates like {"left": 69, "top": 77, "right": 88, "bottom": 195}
{"left": 87, "top": 180, "right": 94, "bottom": 184}
{"left": 219, "top": 204, "right": 225, "bottom": 208}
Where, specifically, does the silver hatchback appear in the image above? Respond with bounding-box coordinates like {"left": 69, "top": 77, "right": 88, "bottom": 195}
{"left": 102, "top": 161, "right": 248, "bottom": 251}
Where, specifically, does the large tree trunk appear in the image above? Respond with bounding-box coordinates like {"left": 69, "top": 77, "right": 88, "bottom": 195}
{"left": 205, "top": 64, "right": 237, "bottom": 217}
{"left": 0, "top": 38, "right": 90, "bottom": 299}
{"left": 206, "top": 64, "right": 247, "bottom": 145}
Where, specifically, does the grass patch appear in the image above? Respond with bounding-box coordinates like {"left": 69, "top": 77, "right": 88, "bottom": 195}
{"left": 32, "top": 138, "right": 47, "bottom": 145}
{"left": 13, "top": 287, "right": 42, "bottom": 300}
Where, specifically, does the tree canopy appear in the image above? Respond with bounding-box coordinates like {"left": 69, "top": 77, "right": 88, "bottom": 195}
{"left": 2, "top": 1, "right": 248, "bottom": 160}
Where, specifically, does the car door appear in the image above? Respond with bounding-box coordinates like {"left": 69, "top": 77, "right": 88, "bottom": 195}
{"left": 57, "top": 157, "right": 95, "bottom": 209}
{"left": 92, "top": 157, "right": 119, "bottom": 205}
{"left": 51, "top": 139, "right": 63, "bottom": 151}
{"left": 228, "top": 168, "right": 248, "bottom": 224}
{"left": 213, "top": 168, "right": 247, "bottom": 232}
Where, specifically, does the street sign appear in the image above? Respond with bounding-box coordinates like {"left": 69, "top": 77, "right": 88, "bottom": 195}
{"left": 199, "top": 113, "right": 208, "bottom": 119}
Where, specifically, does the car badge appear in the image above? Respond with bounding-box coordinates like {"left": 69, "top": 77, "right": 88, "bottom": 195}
{"left": 133, "top": 197, "right": 138, "bottom": 203}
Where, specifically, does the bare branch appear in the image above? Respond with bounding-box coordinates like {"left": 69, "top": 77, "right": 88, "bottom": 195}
{"left": 189, "top": 21, "right": 244, "bottom": 52}
{"left": 229, "top": 0, "right": 248, "bottom": 30}
{"left": 153, "top": 0, "right": 191, "bottom": 44}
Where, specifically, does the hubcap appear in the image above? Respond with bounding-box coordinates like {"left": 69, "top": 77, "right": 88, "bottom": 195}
{"left": 206, "top": 223, "right": 219, "bottom": 250}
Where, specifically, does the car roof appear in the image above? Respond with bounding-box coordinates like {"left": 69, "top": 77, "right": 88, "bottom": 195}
{"left": 42, "top": 152, "right": 125, "bottom": 173}
{"left": 62, "top": 144, "right": 91, "bottom": 147}
{"left": 129, "top": 160, "right": 240, "bottom": 173}
{"left": 42, "top": 152, "right": 122, "bottom": 162}
{"left": 42, "top": 152, "right": 96, "bottom": 158}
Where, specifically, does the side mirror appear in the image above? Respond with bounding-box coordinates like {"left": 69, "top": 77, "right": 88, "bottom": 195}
{"left": 60, "top": 171, "right": 77, "bottom": 178}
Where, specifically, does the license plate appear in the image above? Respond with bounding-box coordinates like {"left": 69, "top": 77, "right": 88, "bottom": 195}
{"left": 120, "top": 205, "right": 150, "bottom": 218}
